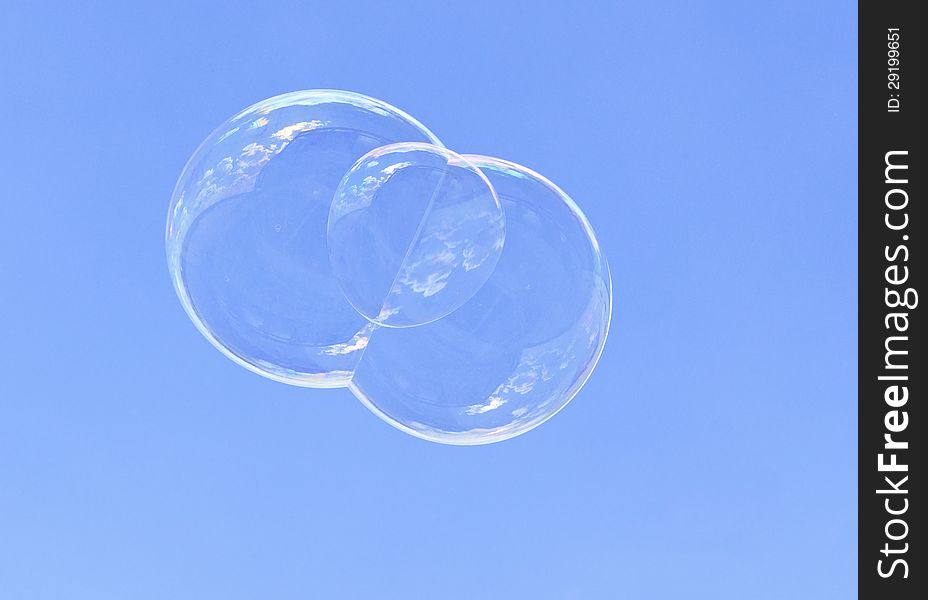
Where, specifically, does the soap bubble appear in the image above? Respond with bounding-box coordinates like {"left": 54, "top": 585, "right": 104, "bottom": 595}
{"left": 167, "top": 90, "right": 611, "bottom": 444}
{"left": 166, "top": 90, "right": 442, "bottom": 387}
{"left": 327, "top": 143, "right": 505, "bottom": 328}
{"left": 348, "top": 155, "right": 612, "bottom": 444}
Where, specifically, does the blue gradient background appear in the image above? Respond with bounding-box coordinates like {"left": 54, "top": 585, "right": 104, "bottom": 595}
{"left": 0, "top": 1, "right": 857, "bottom": 598}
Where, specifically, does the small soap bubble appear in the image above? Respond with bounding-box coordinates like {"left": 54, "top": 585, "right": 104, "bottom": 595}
{"left": 327, "top": 143, "right": 505, "bottom": 328}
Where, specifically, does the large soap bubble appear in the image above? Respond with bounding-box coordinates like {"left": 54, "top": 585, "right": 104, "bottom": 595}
{"left": 167, "top": 90, "right": 611, "bottom": 444}
{"left": 346, "top": 154, "right": 611, "bottom": 444}
{"left": 166, "top": 90, "right": 442, "bottom": 387}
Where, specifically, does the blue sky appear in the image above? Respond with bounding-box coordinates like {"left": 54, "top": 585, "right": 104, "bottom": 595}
{"left": 0, "top": 1, "right": 856, "bottom": 598}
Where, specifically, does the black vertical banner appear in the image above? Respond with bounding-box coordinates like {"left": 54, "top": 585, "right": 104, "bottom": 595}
{"left": 860, "top": 2, "right": 924, "bottom": 597}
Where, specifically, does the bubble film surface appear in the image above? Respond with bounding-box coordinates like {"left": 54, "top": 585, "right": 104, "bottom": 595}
{"left": 167, "top": 90, "right": 611, "bottom": 444}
